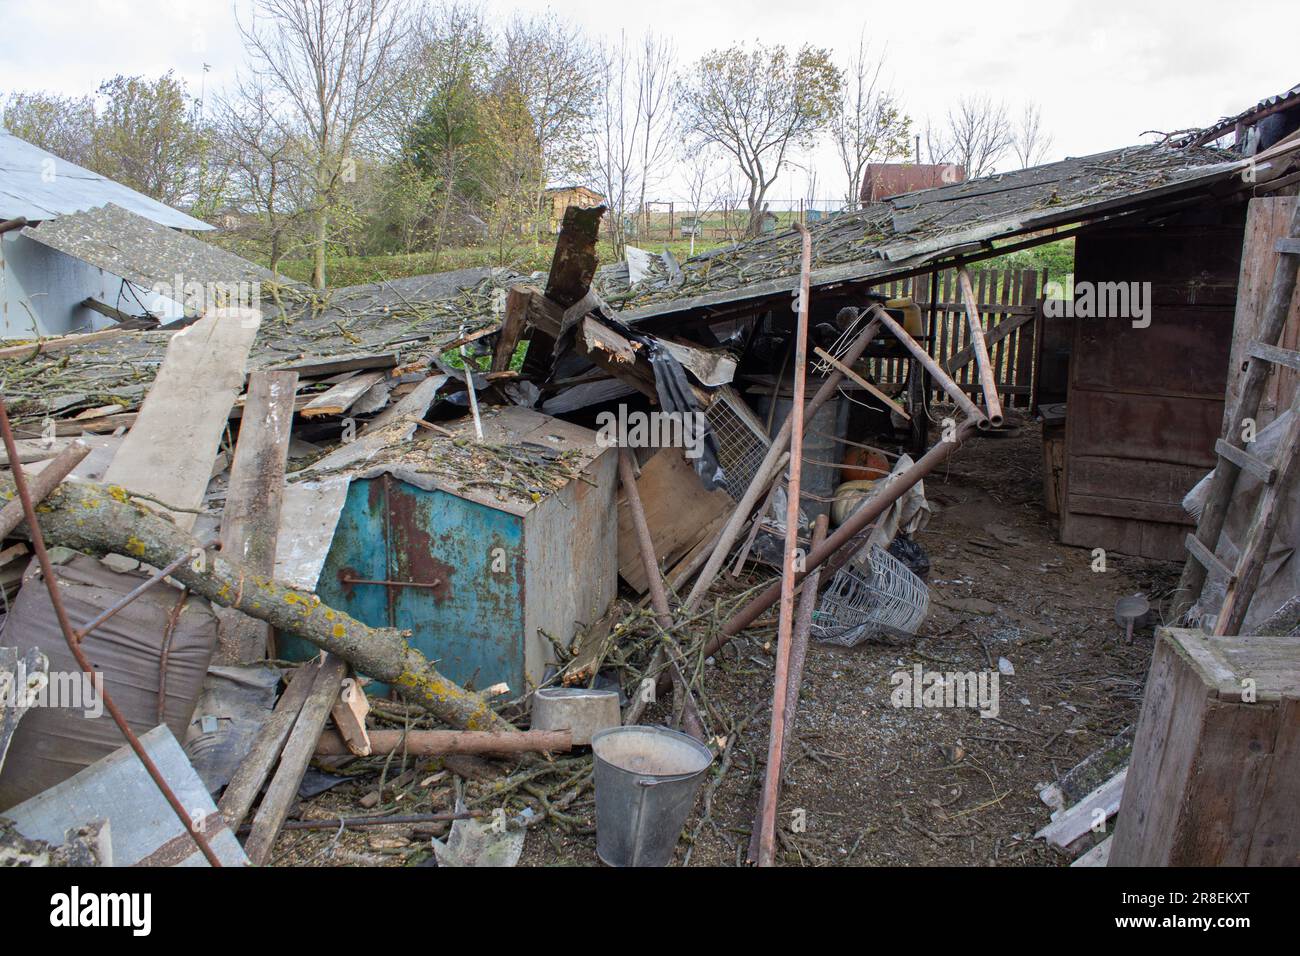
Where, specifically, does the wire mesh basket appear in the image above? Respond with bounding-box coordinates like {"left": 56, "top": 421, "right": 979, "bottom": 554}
{"left": 812, "top": 544, "right": 929, "bottom": 646}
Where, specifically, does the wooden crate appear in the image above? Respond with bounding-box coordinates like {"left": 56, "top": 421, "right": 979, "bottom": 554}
{"left": 1110, "top": 626, "right": 1300, "bottom": 866}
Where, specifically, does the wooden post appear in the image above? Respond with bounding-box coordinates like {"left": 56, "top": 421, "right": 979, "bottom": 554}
{"left": 216, "top": 369, "right": 297, "bottom": 664}
{"left": 1110, "top": 627, "right": 1300, "bottom": 866}
{"left": 957, "top": 266, "right": 1004, "bottom": 426}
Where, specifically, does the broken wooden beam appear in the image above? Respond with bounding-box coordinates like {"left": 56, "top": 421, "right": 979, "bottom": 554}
{"left": 0, "top": 439, "right": 91, "bottom": 539}
{"left": 243, "top": 654, "right": 347, "bottom": 865}
{"left": 298, "top": 369, "right": 386, "bottom": 418}
{"left": 216, "top": 370, "right": 297, "bottom": 664}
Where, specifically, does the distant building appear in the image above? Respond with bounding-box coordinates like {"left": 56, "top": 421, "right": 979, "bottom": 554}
{"left": 542, "top": 185, "right": 605, "bottom": 234}
{"left": 860, "top": 163, "right": 965, "bottom": 204}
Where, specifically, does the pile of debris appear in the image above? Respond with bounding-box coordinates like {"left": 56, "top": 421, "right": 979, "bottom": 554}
{"left": 2, "top": 133, "right": 1298, "bottom": 868}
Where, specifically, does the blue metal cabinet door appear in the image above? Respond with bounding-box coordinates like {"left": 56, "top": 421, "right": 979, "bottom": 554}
{"left": 280, "top": 476, "right": 391, "bottom": 665}
{"left": 385, "top": 480, "right": 526, "bottom": 693}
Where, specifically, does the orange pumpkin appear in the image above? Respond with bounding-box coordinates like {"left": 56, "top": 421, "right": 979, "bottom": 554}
{"left": 841, "top": 446, "right": 890, "bottom": 482}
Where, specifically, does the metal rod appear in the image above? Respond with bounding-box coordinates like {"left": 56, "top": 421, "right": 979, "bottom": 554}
{"left": 749, "top": 512, "right": 828, "bottom": 865}
{"left": 0, "top": 216, "right": 28, "bottom": 236}
{"left": 0, "top": 397, "right": 222, "bottom": 867}
{"left": 339, "top": 576, "right": 443, "bottom": 590}
{"left": 682, "top": 309, "right": 884, "bottom": 613}
{"left": 672, "top": 417, "right": 981, "bottom": 682}
{"left": 73, "top": 547, "right": 204, "bottom": 641}
{"left": 957, "top": 266, "right": 1005, "bottom": 427}
{"left": 757, "top": 221, "right": 814, "bottom": 868}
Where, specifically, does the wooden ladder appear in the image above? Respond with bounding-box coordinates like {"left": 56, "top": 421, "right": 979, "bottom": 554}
{"left": 1178, "top": 210, "right": 1300, "bottom": 635}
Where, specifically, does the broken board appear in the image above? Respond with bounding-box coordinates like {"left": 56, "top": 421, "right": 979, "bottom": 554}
{"left": 102, "top": 308, "right": 262, "bottom": 532}
{"left": 616, "top": 448, "right": 733, "bottom": 594}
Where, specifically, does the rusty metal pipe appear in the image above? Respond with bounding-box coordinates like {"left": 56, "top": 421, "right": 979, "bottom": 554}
{"left": 73, "top": 545, "right": 209, "bottom": 641}
{"left": 957, "top": 266, "right": 1004, "bottom": 427}
{"left": 674, "top": 418, "right": 980, "bottom": 680}
{"left": 0, "top": 217, "right": 28, "bottom": 236}
{"left": 756, "top": 221, "right": 814, "bottom": 868}
{"left": 0, "top": 397, "right": 222, "bottom": 867}
{"left": 682, "top": 309, "right": 884, "bottom": 613}
{"left": 748, "top": 512, "right": 828, "bottom": 865}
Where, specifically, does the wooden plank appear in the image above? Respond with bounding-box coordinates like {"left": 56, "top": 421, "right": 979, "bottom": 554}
{"left": 1071, "top": 835, "right": 1112, "bottom": 867}
{"left": 1223, "top": 197, "right": 1300, "bottom": 433}
{"left": 242, "top": 654, "right": 347, "bottom": 865}
{"left": 215, "top": 370, "right": 298, "bottom": 664}
{"left": 1036, "top": 767, "right": 1127, "bottom": 849}
{"left": 943, "top": 310, "right": 1034, "bottom": 376}
{"left": 813, "top": 346, "right": 909, "bottom": 419}
{"left": 1248, "top": 340, "right": 1300, "bottom": 372}
{"left": 0, "top": 326, "right": 137, "bottom": 360}
{"left": 616, "top": 449, "right": 733, "bottom": 594}
{"left": 491, "top": 287, "right": 530, "bottom": 372}
{"left": 273, "top": 351, "right": 398, "bottom": 378}
{"left": 299, "top": 369, "right": 386, "bottom": 419}
{"left": 217, "top": 662, "right": 317, "bottom": 830}
{"left": 1214, "top": 438, "right": 1276, "bottom": 484}
{"left": 102, "top": 308, "right": 261, "bottom": 532}
{"left": 1184, "top": 532, "right": 1236, "bottom": 583}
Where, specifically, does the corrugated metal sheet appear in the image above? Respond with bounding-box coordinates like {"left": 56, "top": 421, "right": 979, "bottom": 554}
{"left": 0, "top": 127, "right": 212, "bottom": 230}
{"left": 20, "top": 203, "right": 283, "bottom": 313}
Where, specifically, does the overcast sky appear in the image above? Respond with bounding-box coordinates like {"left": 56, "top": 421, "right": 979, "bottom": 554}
{"left": 1, "top": 0, "right": 1296, "bottom": 204}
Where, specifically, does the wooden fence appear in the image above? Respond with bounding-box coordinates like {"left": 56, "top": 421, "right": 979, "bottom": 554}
{"left": 866, "top": 267, "right": 1046, "bottom": 409}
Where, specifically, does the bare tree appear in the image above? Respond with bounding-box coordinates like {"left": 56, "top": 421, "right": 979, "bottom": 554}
{"left": 634, "top": 31, "right": 677, "bottom": 235}
{"left": 678, "top": 42, "right": 842, "bottom": 238}
{"left": 496, "top": 12, "right": 599, "bottom": 234}
{"left": 830, "top": 33, "right": 912, "bottom": 208}
{"left": 926, "top": 94, "right": 1013, "bottom": 179}
{"left": 681, "top": 143, "right": 725, "bottom": 255}
{"left": 1011, "top": 101, "right": 1054, "bottom": 169}
{"left": 589, "top": 32, "right": 641, "bottom": 258}
{"left": 240, "top": 0, "right": 410, "bottom": 288}
{"left": 213, "top": 76, "right": 313, "bottom": 272}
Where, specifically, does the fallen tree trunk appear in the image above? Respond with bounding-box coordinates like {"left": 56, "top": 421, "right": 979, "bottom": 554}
{"left": 0, "top": 475, "right": 512, "bottom": 733}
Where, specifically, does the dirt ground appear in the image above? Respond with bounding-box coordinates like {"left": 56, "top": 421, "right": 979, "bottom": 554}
{"left": 275, "top": 418, "right": 1178, "bottom": 867}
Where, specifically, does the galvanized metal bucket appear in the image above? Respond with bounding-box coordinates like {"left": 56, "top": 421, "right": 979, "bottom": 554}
{"left": 591, "top": 725, "right": 713, "bottom": 867}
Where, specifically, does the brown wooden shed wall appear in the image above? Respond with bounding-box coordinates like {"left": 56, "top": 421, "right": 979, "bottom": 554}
{"left": 1060, "top": 203, "right": 1247, "bottom": 560}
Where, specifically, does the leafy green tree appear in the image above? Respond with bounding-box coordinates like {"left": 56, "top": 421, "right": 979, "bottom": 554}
{"left": 678, "top": 43, "right": 842, "bottom": 237}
